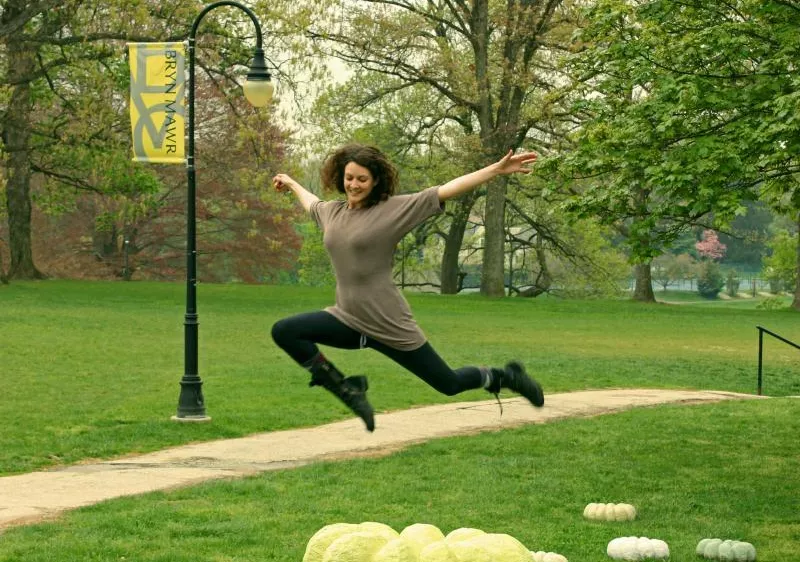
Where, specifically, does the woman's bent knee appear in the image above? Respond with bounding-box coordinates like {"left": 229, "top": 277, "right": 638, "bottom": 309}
{"left": 271, "top": 318, "right": 293, "bottom": 347}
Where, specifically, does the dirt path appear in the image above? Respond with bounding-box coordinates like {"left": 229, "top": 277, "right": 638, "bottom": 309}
{"left": 0, "top": 388, "right": 762, "bottom": 531}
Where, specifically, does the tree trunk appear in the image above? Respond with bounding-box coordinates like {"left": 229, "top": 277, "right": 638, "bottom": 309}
{"left": 793, "top": 211, "right": 799, "bottom": 311}
{"left": 440, "top": 193, "right": 477, "bottom": 294}
{"left": 632, "top": 262, "right": 656, "bottom": 302}
{"left": 481, "top": 177, "right": 507, "bottom": 296}
{"left": 4, "top": 25, "right": 45, "bottom": 280}
{"left": 0, "top": 249, "right": 8, "bottom": 284}
{"left": 518, "top": 241, "right": 552, "bottom": 297}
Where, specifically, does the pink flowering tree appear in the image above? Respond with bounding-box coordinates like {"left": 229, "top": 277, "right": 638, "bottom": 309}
{"left": 695, "top": 230, "right": 727, "bottom": 261}
{"left": 695, "top": 230, "right": 726, "bottom": 298}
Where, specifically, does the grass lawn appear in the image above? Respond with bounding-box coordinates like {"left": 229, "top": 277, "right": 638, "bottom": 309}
{"left": 1, "top": 280, "right": 798, "bottom": 475}
{"left": 0, "top": 398, "right": 796, "bottom": 561}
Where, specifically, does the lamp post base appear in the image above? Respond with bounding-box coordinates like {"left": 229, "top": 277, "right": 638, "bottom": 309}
{"left": 171, "top": 414, "right": 212, "bottom": 423}
{"left": 173, "top": 375, "right": 210, "bottom": 421}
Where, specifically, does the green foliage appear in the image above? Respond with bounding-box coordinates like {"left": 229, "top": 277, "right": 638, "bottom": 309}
{"left": 718, "top": 201, "right": 774, "bottom": 270}
{"left": 543, "top": 0, "right": 800, "bottom": 263}
{"left": 542, "top": 219, "right": 629, "bottom": 298}
{"left": 756, "top": 296, "right": 787, "bottom": 311}
{"left": 297, "top": 222, "right": 335, "bottom": 287}
{"left": 761, "top": 229, "right": 798, "bottom": 293}
{"left": 697, "top": 261, "right": 725, "bottom": 299}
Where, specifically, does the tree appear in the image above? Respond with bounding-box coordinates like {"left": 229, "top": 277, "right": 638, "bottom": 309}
{"left": 27, "top": 67, "right": 299, "bottom": 283}
{"left": 651, "top": 253, "right": 695, "bottom": 292}
{"left": 695, "top": 230, "right": 726, "bottom": 261}
{"left": 282, "top": 0, "right": 574, "bottom": 296}
{"left": 718, "top": 201, "right": 773, "bottom": 271}
{"left": 542, "top": 0, "right": 800, "bottom": 308}
{"left": 0, "top": 0, "right": 311, "bottom": 282}
{"left": 0, "top": 0, "right": 194, "bottom": 280}
{"left": 762, "top": 230, "right": 798, "bottom": 297}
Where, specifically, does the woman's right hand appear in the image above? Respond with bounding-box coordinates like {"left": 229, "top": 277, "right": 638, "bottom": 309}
{"left": 272, "top": 173, "right": 297, "bottom": 192}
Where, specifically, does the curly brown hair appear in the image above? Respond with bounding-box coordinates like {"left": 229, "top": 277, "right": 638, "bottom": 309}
{"left": 320, "top": 143, "right": 398, "bottom": 208}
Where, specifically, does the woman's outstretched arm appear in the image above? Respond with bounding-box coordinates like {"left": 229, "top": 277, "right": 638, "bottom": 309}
{"left": 273, "top": 173, "right": 320, "bottom": 212}
{"left": 437, "top": 150, "right": 537, "bottom": 203}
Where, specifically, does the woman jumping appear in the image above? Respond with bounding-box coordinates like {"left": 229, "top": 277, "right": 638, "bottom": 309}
{"left": 271, "top": 143, "right": 544, "bottom": 431}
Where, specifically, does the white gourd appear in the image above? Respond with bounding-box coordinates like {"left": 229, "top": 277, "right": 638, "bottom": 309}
{"left": 703, "top": 539, "right": 723, "bottom": 559}
{"left": 584, "top": 502, "right": 637, "bottom": 521}
{"left": 607, "top": 536, "right": 670, "bottom": 560}
{"left": 650, "top": 539, "right": 669, "bottom": 559}
{"left": 696, "top": 538, "right": 756, "bottom": 561}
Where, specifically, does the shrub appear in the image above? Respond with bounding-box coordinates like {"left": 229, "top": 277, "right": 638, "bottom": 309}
{"left": 697, "top": 261, "right": 724, "bottom": 298}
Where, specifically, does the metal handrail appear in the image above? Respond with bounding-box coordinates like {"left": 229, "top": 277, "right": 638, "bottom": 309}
{"left": 757, "top": 326, "right": 800, "bottom": 395}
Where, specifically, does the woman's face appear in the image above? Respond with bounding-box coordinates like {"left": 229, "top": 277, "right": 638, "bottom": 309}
{"left": 343, "top": 161, "right": 377, "bottom": 209}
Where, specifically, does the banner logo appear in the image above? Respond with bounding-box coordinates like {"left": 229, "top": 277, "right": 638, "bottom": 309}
{"left": 128, "top": 42, "right": 186, "bottom": 164}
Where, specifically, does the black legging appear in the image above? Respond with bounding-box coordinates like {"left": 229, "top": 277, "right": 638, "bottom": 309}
{"left": 271, "top": 311, "right": 484, "bottom": 396}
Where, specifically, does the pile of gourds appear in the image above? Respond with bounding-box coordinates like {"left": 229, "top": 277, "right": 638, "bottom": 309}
{"left": 303, "top": 503, "right": 758, "bottom": 561}
{"left": 303, "top": 522, "right": 568, "bottom": 562}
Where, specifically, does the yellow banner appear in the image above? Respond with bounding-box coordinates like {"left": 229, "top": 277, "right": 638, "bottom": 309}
{"left": 128, "top": 42, "right": 186, "bottom": 164}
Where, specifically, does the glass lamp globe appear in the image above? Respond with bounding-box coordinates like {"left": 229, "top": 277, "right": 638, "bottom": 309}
{"left": 243, "top": 78, "right": 274, "bottom": 107}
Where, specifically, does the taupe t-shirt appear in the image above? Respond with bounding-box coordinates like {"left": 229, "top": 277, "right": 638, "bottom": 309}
{"left": 309, "top": 185, "right": 444, "bottom": 351}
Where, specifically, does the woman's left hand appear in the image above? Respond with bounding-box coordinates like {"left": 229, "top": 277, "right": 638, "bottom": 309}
{"left": 494, "top": 149, "right": 538, "bottom": 175}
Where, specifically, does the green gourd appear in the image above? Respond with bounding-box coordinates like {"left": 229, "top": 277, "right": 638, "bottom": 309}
{"left": 696, "top": 538, "right": 756, "bottom": 561}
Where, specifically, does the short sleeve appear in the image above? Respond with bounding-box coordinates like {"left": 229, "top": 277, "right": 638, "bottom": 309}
{"left": 388, "top": 185, "right": 445, "bottom": 235}
{"left": 309, "top": 199, "right": 338, "bottom": 230}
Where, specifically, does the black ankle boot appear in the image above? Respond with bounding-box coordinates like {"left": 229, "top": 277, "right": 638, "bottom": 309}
{"left": 307, "top": 357, "right": 375, "bottom": 432}
{"left": 487, "top": 361, "right": 544, "bottom": 408}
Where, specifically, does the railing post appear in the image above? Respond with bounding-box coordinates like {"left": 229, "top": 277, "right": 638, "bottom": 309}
{"left": 757, "top": 327, "right": 764, "bottom": 396}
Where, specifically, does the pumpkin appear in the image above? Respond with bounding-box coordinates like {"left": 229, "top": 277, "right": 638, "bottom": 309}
{"left": 696, "top": 538, "right": 756, "bottom": 561}
{"left": 606, "top": 536, "right": 669, "bottom": 560}
{"left": 419, "top": 540, "right": 459, "bottom": 562}
{"left": 446, "top": 540, "right": 493, "bottom": 562}
{"left": 305, "top": 523, "right": 397, "bottom": 562}
{"left": 372, "top": 538, "right": 418, "bottom": 562}
{"left": 445, "top": 528, "right": 486, "bottom": 543}
{"left": 304, "top": 523, "right": 363, "bottom": 562}
{"left": 399, "top": 524, "right": 446, "bottom": 556}
{"left": 322, "top": 531, "right": 390, "bottom": 562}
{"left": 464, "top": 533, "right": 531, "bottom": 562}
{"left": 583, "top": 502, "right": 637, "bottom": 522}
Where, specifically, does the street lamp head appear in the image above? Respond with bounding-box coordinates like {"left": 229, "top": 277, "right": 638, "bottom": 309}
{"left": 244, "top": 47, "right": 274, "bottom": 107}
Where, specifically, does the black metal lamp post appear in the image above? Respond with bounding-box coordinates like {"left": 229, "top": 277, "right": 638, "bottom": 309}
{"left": 173, "top": 1, "right": 274, "bottom": 422}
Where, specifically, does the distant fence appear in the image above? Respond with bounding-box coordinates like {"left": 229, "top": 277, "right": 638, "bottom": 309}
{"left": 640, "top": 276, "right": 781, "bottom": 294}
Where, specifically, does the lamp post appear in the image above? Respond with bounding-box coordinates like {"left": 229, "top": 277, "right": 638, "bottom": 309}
{"left": 173, "top": 1, "right": 274, "bottom": 421}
